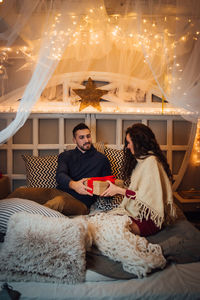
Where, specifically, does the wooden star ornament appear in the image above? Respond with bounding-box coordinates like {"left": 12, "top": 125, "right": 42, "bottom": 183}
{"left": 73, "top": 77, "right": 108, "bottom": 112}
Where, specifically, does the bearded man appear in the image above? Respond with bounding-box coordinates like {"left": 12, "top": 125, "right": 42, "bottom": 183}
{"left": 56, "top": 123, "right": 112, "bottom": 208}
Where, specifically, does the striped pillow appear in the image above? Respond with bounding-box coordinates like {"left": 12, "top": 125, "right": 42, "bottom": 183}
{"left": 0, "top": 198, "right": 64, "bottom": 234}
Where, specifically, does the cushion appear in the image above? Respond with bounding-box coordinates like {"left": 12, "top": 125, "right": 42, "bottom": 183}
{"left": 90, "top": 147, "right": 125, "bottom": 211}
{"left": 0, "top": 198, "right": 64, "bottom": 234}
{"left": 0, "top": 212, "right": 89, "bottom": 284}
{"left": 104, "top": 147, "right": 124, "bottom": 179}
{"left": 7, "top": 187, "right": 88, "bottom": 215}
{"left": 22, "top": 143, "right": 105, "bottom": 189}
{"left": 22, "top": 154, "right": 58, "bottom": 188}
{"left": 44, "top": 195, "right": 89, "bottom": 216}
{"left": 92, "top": 195, "right": 122, "bottom": 212}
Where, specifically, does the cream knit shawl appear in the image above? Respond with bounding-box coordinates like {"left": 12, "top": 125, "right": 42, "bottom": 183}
{"left": 115, "top": 155, "right": 176, "bottom": 228}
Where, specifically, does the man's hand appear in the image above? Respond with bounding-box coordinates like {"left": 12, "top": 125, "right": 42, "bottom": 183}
{"left": 69, "top": 178, "right": 93, "bottom": 195}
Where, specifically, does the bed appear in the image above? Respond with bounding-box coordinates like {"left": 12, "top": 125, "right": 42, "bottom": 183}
{"left": 0, "top": 262, "right": 200, "bottom": 300}
{"left": 0, "top": 199, "right": 200, "bottom": 300}
{"left": 0, "top": 148, "right": 200, "bottom": 299}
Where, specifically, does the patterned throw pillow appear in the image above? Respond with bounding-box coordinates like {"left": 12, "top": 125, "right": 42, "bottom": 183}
{"left": 94, "top": 195, "right": 123, "bottom": 212}
{"left": 104, "top": 147, "right": 124, "bottom": 179}
{"left": 22, "top": 154, "right": 58, "bottom": 188}
{"left": 93, "top": 147, "right": 124, "bottom": 212}
{"left": 94, "top": 142, "right": 105, "bottom": 154}
{"left": 88, "top": 147, "right": 124, "bottom": 212}
{"left": 0, "top": 198, "right": 64, "bottom": 234}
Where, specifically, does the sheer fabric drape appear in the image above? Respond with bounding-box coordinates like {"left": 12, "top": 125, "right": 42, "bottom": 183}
{"left": 0, "top": 0, "right": 200, "bottom": 144}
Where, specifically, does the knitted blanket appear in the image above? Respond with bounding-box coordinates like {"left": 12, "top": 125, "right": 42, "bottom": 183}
{"left": 88, "top": 213, "right": 166, "bottom": 278}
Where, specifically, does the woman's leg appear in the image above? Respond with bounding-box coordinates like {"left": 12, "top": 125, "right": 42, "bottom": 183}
{"left": 129, "top": 219, "right": 141, "bottom": 235}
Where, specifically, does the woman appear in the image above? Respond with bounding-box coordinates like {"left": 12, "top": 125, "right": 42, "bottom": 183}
{"left": 101, "top": 123, "right": 176, "bottom": 237}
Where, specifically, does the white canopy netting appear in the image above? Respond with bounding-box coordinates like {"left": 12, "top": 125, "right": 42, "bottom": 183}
{"left": 0, "top": 0, "right": 200, "bottom": 144}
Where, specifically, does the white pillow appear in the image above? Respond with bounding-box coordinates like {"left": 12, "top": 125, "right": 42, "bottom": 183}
{"left": 0, "top": 212, "right": 89, "bottom": 284}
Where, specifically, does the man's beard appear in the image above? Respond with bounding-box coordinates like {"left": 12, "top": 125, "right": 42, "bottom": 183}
{"left": 79, "top": 142, "right": 92, "bottom": 151}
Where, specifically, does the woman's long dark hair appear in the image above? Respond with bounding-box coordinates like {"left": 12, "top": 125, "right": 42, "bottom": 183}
{"left": 122, "top": 123, "right": 173, "bottom": 183}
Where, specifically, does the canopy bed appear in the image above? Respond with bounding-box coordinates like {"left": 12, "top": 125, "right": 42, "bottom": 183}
{"left": 0, "top": 0, "right": 200, "bottom": 299}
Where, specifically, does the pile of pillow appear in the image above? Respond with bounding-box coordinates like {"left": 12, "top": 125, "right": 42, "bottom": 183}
{"left": 0, "top": 143, "right": 125, "bottom": 236}
{"left": 19, "top": 143, "right": 125, "bottom": 212}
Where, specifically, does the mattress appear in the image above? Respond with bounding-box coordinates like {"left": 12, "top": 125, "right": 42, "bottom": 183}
{"left": 0, "top": 262, "right": 200, "bottom": 300}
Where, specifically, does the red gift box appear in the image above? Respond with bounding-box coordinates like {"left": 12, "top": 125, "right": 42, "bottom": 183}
{"left": 87, "top": 176, "right": 123, "bottom": 195}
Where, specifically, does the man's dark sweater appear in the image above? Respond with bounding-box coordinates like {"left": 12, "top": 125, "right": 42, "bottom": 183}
{"left": 56, "top": 145, "right": 112, "bottom": 207}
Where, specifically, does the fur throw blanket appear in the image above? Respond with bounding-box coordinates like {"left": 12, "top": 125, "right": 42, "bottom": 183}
{"left": 0, "top": 212, "right": 166, "bottom": 283}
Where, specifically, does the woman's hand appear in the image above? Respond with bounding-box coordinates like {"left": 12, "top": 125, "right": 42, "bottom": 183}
{"left": 100, "top": 180, "right": 126, "bottom": 197}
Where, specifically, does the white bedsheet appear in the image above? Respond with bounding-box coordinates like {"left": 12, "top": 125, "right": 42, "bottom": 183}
{"left": 0, "top": 262, "right": 200, "bottom": 300}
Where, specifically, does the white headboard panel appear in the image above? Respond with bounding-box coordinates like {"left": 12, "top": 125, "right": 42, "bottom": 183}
{"left": 0, "top": 112, "right": 196, "bottom": 192}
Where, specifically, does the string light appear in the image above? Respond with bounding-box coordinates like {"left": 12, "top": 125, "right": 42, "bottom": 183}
{"left": 192, "top": 120, "right": 200, "bottom": 165}
{"left": 1, "top": 7, "right": 197, "bottom": 69}
{"left": 0, "top": 4, "right": 199, "bottom": 115}
{"left": 0, "top": 101, "right": 195, "bottom": 115}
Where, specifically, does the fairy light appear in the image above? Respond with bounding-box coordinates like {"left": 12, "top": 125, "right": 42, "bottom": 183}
{"left": 0, "top": 8, "right": 196, "bottom": 66}
{"left": 181, "top": 36, "right": 186, "bottom": 41}
{"left": 192, "top": 120, "right": 200, "bottom": 165}
{"left": 0, "top": 5, "right": 199, "bottom": 117}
